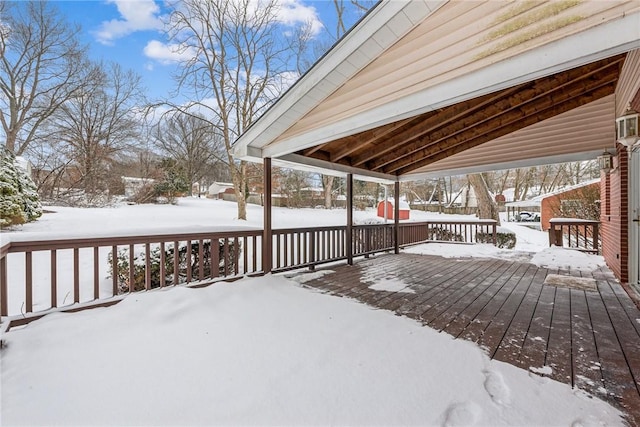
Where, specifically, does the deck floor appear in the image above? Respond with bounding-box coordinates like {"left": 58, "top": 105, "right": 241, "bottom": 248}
{"left": 300, "top": 253, "right": 640, "bottom": 426}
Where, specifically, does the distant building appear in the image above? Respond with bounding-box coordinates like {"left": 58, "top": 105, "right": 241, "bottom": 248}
{"left": 208, "top": 182, "right": 235, "bottom": 199}
{"left": 377, "top": 199, "right": 410, "bottom": 220}
{"left": 122, "top": 176, "right": 155, "bottom": 199}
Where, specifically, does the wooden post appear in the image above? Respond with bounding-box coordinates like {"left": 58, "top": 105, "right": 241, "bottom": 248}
{"left": 394, "top": 181, "right": 400, "bottom": 254}
{"left": 0, "top": 255, "right": 6, "bottom": 316}
{"left": 347, "top": 173, "right": 353, "bottom": 265}
{"left": 263, "top": 158, "right": 273, "bottom": 273}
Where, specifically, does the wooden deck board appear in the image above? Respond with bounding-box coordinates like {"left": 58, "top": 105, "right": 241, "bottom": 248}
{"left": 570, "top": 288, "right": 605, "bottom": 397}
{"left": 545, "top": 287, "right": 574, "bottom": 384}
{"left": 516, "top": 285, "right": 556, "bottom": 371}
{"left": 397, "top": 259, "right": 486, "bottom": 319}
{"left": 457, "top": 264, "right": 533, "bottom": 345}
{"left": 418, "top": 259, "right": 503, "bottom": 324}
{"left": 476, "top": 264, "right": 539, "bottom": 357}
{"left": 597, "top": 281, "right": 640, "bottom": 395}
{"left": 442, "top": 262, "right": 524, "bottom": 337}
{"left": 429, "top": 261, "right": 517, "bottom": 332}
{"left": 419, "top": 259, "right": 505, "bottom": 325}
{"left": 492, "top": 268, "right": 546, "bottom": 363}
{"left": 585, "top": 288, "right": 640, "bottom": 423}
{"left": 300, "top": 253, "right": 640, "bottom": 426}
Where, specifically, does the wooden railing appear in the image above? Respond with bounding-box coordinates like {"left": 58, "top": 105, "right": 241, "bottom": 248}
{"left": 0, "top": 229, "right": 263, "bottom": 318}
{"left": 548, "top": 218, "right": 600, "bottom": 254}
{"left": 0, "top": 220, "right": 496, "bottom": 317}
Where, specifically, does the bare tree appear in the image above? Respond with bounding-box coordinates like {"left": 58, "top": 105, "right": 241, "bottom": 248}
{"left": 153, "top": 112, "right": 225, "bottom": 196}
{"left": 0, "top": 1, "right": 85, "bottom": 155}
{"left": 51, "top": 61, "right": 145, "bottom": 199}
{"left": 167, "top": 0, "right": 302, "bottom": 220}
{"left": 468, "top": 173, "right": 501, "bottom": 225}
{"left": 279, "top": 169, "right": 309, "bottom": 208}
{"left": 314, "top": 0, "right": 374, "bottom": 209}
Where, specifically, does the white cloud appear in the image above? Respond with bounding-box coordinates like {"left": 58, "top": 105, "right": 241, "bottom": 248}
{"left": 143, "top": 40, "right": 197, "bottom": 64}
{"left": 93, "top": 0, "right": 163, "bottom": 45}
{"left": 275, "top": 0, "right": 323, "bottom": 35}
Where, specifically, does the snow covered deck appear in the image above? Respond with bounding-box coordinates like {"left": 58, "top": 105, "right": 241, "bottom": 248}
{"left": 300, "top": 253, "right": 640, "bottom": 426}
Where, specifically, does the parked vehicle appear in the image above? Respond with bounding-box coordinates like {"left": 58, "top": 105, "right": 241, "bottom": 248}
{"left": 516, "top": 211, "right": 540, "bottom": 222}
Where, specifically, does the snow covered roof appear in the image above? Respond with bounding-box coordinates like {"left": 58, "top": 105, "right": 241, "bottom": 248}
{"left": 380, "top": 199, "right": 411, "bottom": 210}
{"left": 122, "top": 176, "right": 154, "bottom": 183}
{"left": 505, "top": 178, "right": 600, "bottom": 208}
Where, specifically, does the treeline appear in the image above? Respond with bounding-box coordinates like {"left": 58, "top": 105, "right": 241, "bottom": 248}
{"left": 1, "top": 0, "right": 371, "bottom": 213}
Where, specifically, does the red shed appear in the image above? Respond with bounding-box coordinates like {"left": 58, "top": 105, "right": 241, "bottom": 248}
{"left": 377, "top": 199, "right": 410, "bottom": 220}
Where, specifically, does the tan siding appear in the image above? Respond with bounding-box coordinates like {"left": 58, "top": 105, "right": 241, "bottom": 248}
{"left": 410, "top": 95, "right": 615, "bottom": 175}
{"left": 274, "top": 0, "right": 638, "bottom": 143}
{"left": 615, "top": 48, "right": 640, "bottom": 115}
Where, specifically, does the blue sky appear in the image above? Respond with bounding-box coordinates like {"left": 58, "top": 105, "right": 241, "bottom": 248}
{"left": 52, "top": 0, "right": 357, "bottom": 102}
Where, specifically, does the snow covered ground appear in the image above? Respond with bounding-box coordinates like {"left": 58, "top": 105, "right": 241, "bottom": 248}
{"left": 1, "top": 275, "right": 622, "bottom": 426}
{"left": 1, "top": 198, "right": 620, "bottom": 425}
{"left": 0, "top": 198, "right": 607, "bottom": 313}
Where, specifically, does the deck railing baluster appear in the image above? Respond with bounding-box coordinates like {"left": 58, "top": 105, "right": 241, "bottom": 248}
{"left": 94, "top": 247, "right": 100, "bottom": 299}
{"left": 74, "top": 248, "right": 80, "bottom": 303}
{"left": 51, "top": 250, "right": 57, "bottom": 308}
{"left": 173, "top": 241, "right": 179, "bottom": 286}
{"left": 0, "top": 255, "right": 7, "bottom": 316}
{"left": 128, "top": 245, "right": 135, "bottom": 293}
{"left": 198, "top": 239, "right": 204, "bottom": 280}
{"left": 223, "top": 238, "right": 230, "bottom": 276}
{"left": 145, "top": 243, "right": 151, "bottom": 291}
{"left": 186, "top": 241, "right": 193, "bottom": 283}
{"left": 160, "top": 242, "right": 166, "bottom": 287}
{"left": 26, "top": 251, "right": 33, "bottom": 312}
{"left": 211, "top": 238, "right": 219, "bottom": 278}
{"left": 243, "top": 236, "right": 248, "bottom": 274}
{"left": 112, "top": 245, "right": 118, "bottom": 296}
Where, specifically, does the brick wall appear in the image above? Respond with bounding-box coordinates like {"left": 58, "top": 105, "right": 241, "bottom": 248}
{"left": 601, "top": 143, "right": 629, "bottom": 283}
{"left": 540, "top": 182, "right": 600, "bottom": 231}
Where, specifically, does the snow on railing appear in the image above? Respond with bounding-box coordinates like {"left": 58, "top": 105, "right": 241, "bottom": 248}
{"left": 548, "top": 218, "right": 600, "bottom": 254}
{"left": 0, "top": 220, "right": 496, "bottom": 319}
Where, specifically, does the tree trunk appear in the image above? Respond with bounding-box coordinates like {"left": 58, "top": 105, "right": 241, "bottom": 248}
{"left": 5, "top": 131, "right": 17, "bottom": 154}
{"left": 322, "top": 175, "right": 334, "bottom": 209}
{"left": 468, "top": 173, "right": 501, "bottom": 225}
{"left": 230, "top": 160, "right": 248, "bottom": 220}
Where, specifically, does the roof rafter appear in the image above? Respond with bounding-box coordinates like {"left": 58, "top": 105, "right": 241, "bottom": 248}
{"left": 392, "top": 79, "right": 618, "bottom": 175}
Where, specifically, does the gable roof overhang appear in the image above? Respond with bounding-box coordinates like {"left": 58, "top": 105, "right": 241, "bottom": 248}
{"left": 232, "top": 0, "right": 640, "bottom": 182}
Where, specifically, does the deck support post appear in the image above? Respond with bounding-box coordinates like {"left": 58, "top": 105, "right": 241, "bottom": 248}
{"left": 263, "top": 157, "right": 273, "bottom": 273}
{"left": 347, "top": 173, "right": 353, "bottom": 265}
{"left": 394, "top": 181, "right": 400, "bottom": 254}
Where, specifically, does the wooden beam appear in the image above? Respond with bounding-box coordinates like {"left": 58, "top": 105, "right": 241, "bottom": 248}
{"left": 370, "top": 57, "right": 624, "bottom": 172}
{"left": 263, "top": 158, "right": 273, "bottom": 273}
{"left": 329, "top": 117, "right": 418, "bottom": 162}
{"left": 346, "top": 174, "right": 353, "bottom": 266}
{"left": 349, "top": 85, "right": 526, "bottom": 167}
{"left": 392, "top": 81, "right": 617, "bottom": 175}
{"left": 394, "top": 181, "right": 400, "bottom": 255}
{"left": 303, "top": 142, "right": 331, "bottom": 157}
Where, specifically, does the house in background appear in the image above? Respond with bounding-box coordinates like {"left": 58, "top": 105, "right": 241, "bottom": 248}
{"left": 540, "top": 179, "right": 600, "bottom": 231}
{"left": 207, "top": 182, "right": 234, "bottom": 199}
{"left": 505, "top": 179, "right": 601, "bottom": 230}
{"left": 122, "top": 176, "right": 155, "bottom": 199}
